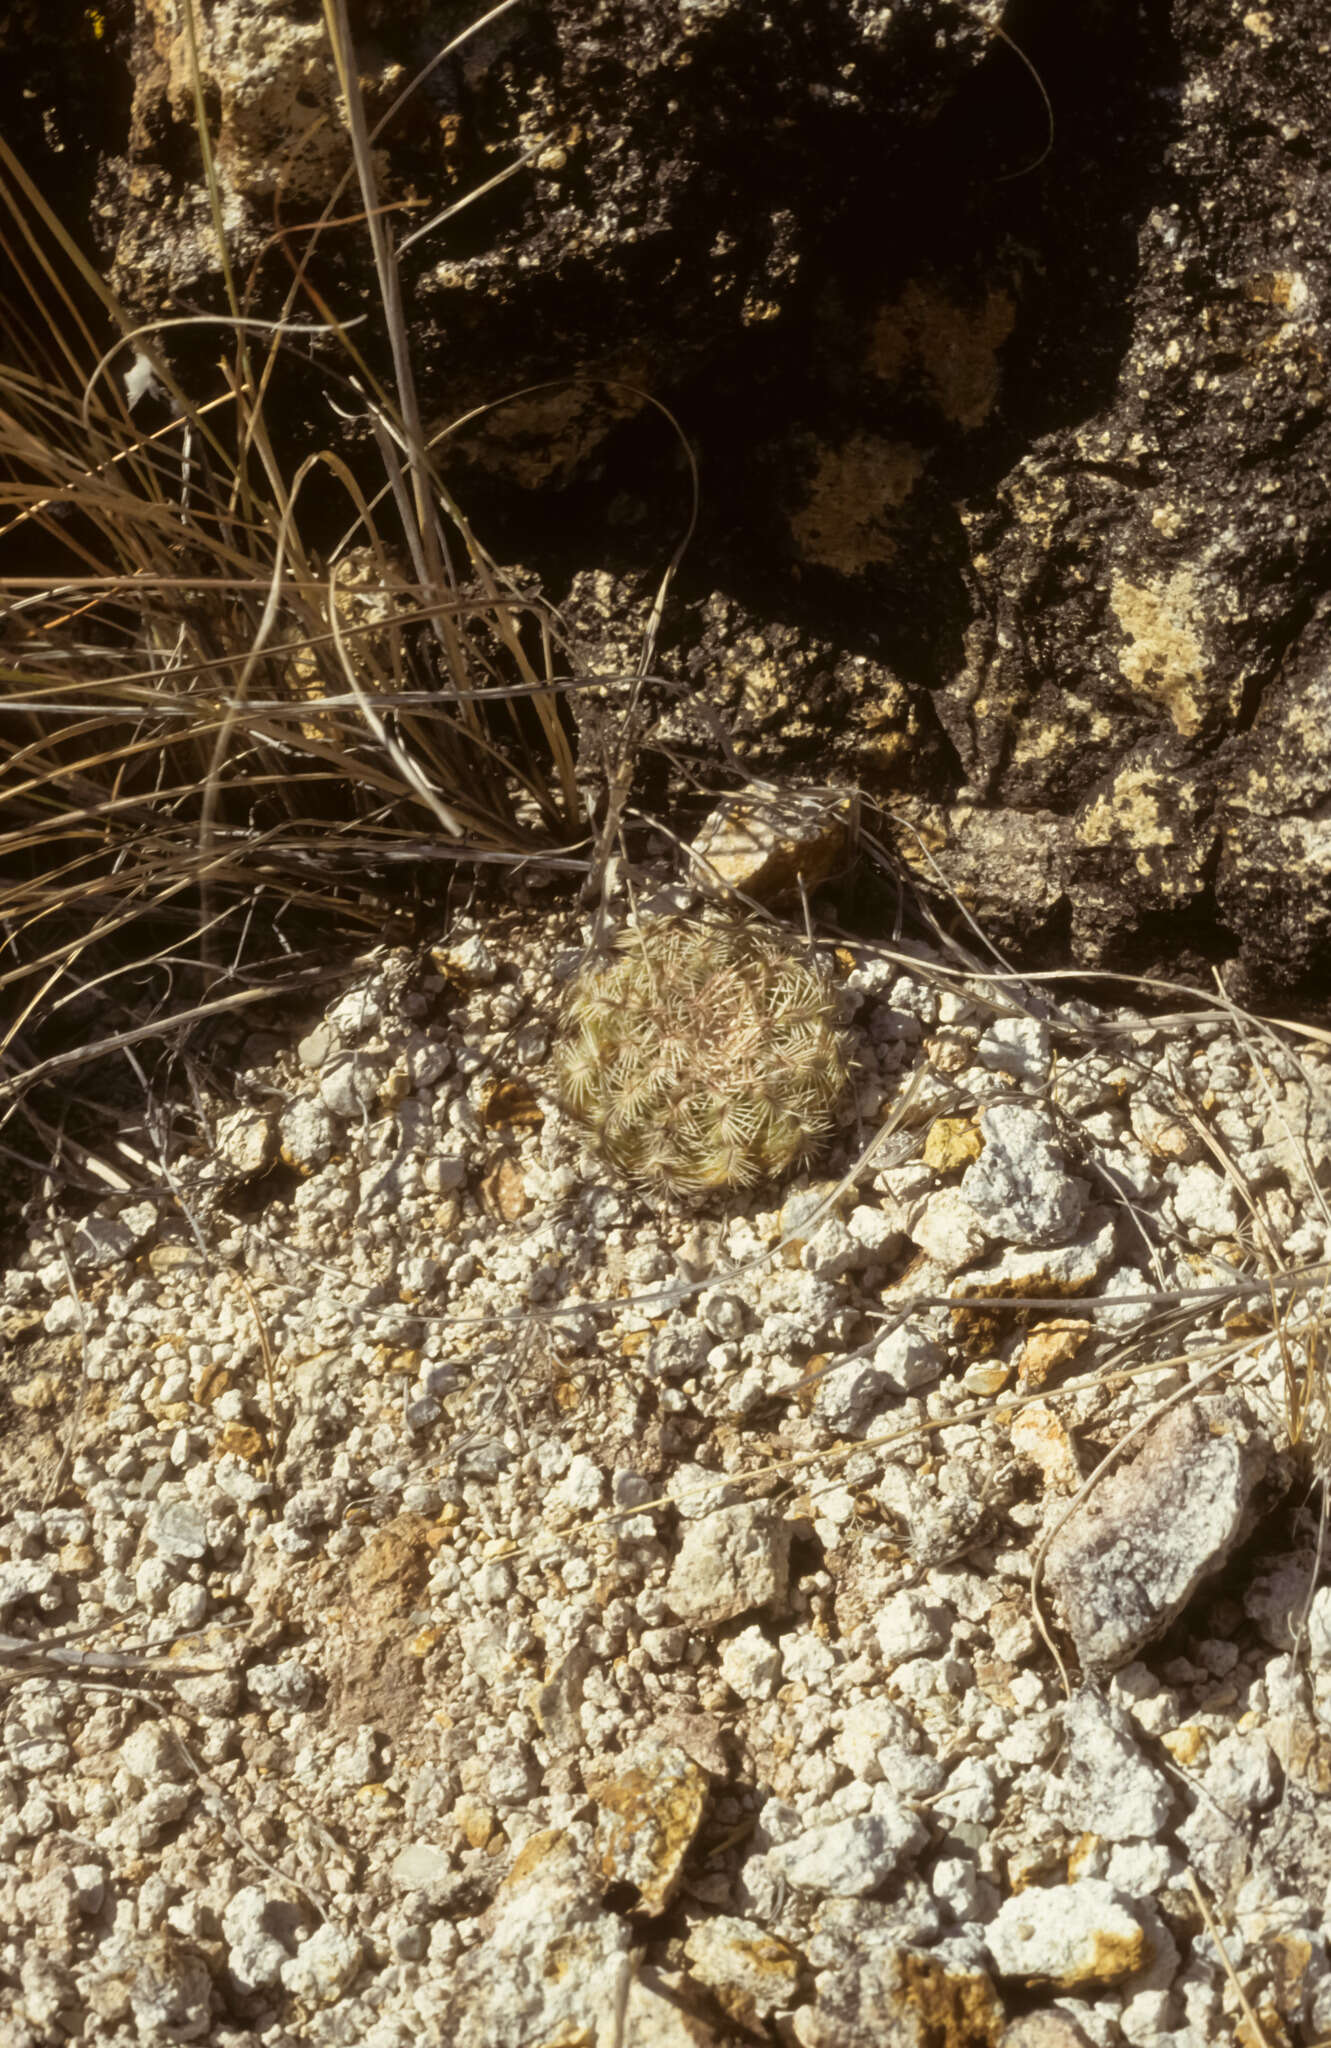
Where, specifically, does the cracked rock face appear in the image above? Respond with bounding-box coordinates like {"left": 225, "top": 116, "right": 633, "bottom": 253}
{"left": 16, "top": 1, "right": 1331, "bottom": 998}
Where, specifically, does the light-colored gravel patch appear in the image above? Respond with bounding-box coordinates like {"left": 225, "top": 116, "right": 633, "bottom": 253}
{"left": 2, "top": 903, "right": 1330, "bottom": 2047}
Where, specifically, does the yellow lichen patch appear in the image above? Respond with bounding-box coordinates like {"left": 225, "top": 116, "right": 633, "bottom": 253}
{"left": 952, "top": 1265, "right": 1104, "bottom": 1357}
{"left": 438, "top": 371, "right": 648, "bottom": 489}
{"left": 11, "top": 1372, "right": 63, "bottom": 1413}
{"left": 480, "top": 1156, "right": 529, "bottom": 1222}
{"left": 502, "top": 1829, "right": 568, "bottom": 1892}
{"left": 924, "top": 1115, "right": 984, "bottom": 1172}
{"left": 1109, "top": 568, "right": 1235, "bottom": 735}
{"left": 1077, "top": 766, "right": 1213, "bottom": 899}
{"left": 1016, "top": 1318, "right": 1092, "bottom": 1388}
{"left": 789, "top": 434, "right": 924, "bottom": 575}
{"left": 587, "top": 1745, "right": 708, "bottom": 1915}
{"left": 690, "top": 793, "right": 855, "bottom": 901}
{"left": 215, "top": 1421, "right": 265, "bottom": 1463}
{"left": 683, "top": 1918, "right": 803, "bottom": 2033}
{"left": 149, "top": 0, "right": 354, "bottom": 208}
{"left": 454, "top": 1795, "right": 498, "bottom": 1850}
{"left": 892, "top": 1953, "right": 1005, "bottom": 2046}
{"left": 1246, "top": 269, "right": 1310, "bottom": 318}
{"left": 1008, "top": 696, "right": 1116, "bottom": 773}
{"left": 1078, "top": 767, "right": 1174, "bottom": 852}
{"left": 283, "top": 546, "right": 414, "bottom": 742}
{"left": 1161, "top": 1724, "right": 1207, "bottom": 1768}
{"left": 193, "top": 1362, "right": 231, "bottom": 1407}
{"left": 869, "top": 280, "right": 1017, "bottom": 431}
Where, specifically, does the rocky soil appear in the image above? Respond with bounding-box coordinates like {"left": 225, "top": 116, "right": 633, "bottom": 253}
{"left": 2, "top": 878, "right": 1330, "bottom": 2047}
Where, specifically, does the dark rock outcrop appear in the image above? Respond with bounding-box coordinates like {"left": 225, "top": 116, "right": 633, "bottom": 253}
{"left": 13, "top": 0, "right": 1331, "bottom": 1001}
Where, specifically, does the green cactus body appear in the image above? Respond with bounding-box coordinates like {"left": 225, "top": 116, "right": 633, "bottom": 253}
{"left": 554, "top": 919, "right": 850, "bottom": 1191}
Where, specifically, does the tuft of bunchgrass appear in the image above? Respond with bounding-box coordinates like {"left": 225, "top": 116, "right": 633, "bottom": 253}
{"left": 0, "top": 0, "right": 587, "bottom": 1193}
{"left": 554, "top": 917, "right": 851, "bottom": 1193}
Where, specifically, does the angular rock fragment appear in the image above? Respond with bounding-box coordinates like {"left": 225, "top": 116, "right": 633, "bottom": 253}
{"left": 951, "top": 1217, "right": 1118, "bottom": 1354}
{"left": 923, "top": 1116, "right": 984, "bottom": 1171}
{"left": 1047, "top": 1692, "right": 1172, "bottom": 1841}
{"left": 665, "top": 1503, "right": 791, "bottom": 1624}
{"left": 690, "top": 789, "right": 855, "bottom": 901}
{"left": 435, "top": 1830, "right": 631, "bottom": 2048}
{"left": 71, "top": 1203, "right": 158, "bottom": 1270}
{"left": 588, "top": 1742, "right": 709, "bottom": 1915}
{"left": 215, "top": 1108, "right": 277, "bottom": 1178}
{"left": 683, "top": 1915, "right": 804, "bottom": 2032}
{"left": 985, "top": 1880, "right": 1150, "bottom": 1988}
{"left": 961, "top": 1105, "right": 1088, "bottom": 1248}
{"left": 792, "top": 1943, "right": 1004, "bottom": 2048}
{"left": 767, "top": 1795, "right": 926, "bottom": 1897}
{"left": 909, "top": 1188, "right": 990, "bottom": 1271}
{"left": 976, "top": 1017, "right": 1052, "bottom": 1088}
{"left": 999, "top": 2012, "right": 1095, "bottom": 2048}
{"left": 1044, "top": 1394, "right": 1274, "bottom": 1673}
{"left": 814, "top": 1320, "right": 942, "bottom": 1433}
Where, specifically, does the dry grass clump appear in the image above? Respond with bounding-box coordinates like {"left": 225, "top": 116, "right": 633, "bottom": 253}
{"left": 555, "top": 918, "right": 850, "bottom": 1192}
{"left": 0, "top": 0, "right": 583, "bottom": 1191}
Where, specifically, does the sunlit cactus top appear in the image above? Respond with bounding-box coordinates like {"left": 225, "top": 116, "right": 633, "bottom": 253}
{"left": 554, "top": 918, "right": 851, "bottom": 1192}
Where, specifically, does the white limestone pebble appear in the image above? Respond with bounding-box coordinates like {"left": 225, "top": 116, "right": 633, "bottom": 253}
{"left": 280, "top": 1923, "right": 364, "bottom": 2005}
{"left": 318, "top": 1050, "right": 388, "bottom": 1118}
{"left": 390, "top": 1842, "right": 454, "bottom": 1891}
{"left": 1170, "top": 1163, "right": 1241, "bottom": 1238}
{"left": 875, "top": 1588, "right": 949, "bottom": 1666}
{"left": 976, "top": 1015, "right": 1052, "bottom": 1086}
{"left": 665, "top": 1504, "right": 791, "bottom": 1624}
{"left": 961, "top": 1105, "right": 1089, "bottom": 1247}
{"left": 147, "top": 1500, "right": 208, "bottom": 1562}
{"left": 910, "top": 1188, "right": 990, "bottom": 1270}
{"left": 719, "top": 1627, "right": 782, "bottom": 1700}
{"left": 1049, "top": 1692, "right": 1172, "bottom": 1840}
{"left": 1308, "top": 1585, "right": 1331, "bottom": 1665}
{"left": 767, "top": 1795, "right": 927, "bottom": 1896}
{"left": 124, "top": 1934, "right": 213, "bottom": 2042}
{"left": 433, "top": 1834, "right": 630, "bottom": 2047}
{"left": 986, "top": 1880, "right": 1150, "bottom": 1987}
{"left": 280, "top": 1096, "right": 338, "bottom": 1169}
{"left": 221, "top": 1886, "right": 295, "bottom": 1993}
{"left": 121, "top": 1720, "right": 190, "bottom": 1787}
{"left": 683, "top": 1914, "right": 802, "bottom": 2028}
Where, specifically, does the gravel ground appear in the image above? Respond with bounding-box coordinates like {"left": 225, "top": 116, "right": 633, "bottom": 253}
{"left": 3, "top": 890, "right": 1331, "bottom": 2048}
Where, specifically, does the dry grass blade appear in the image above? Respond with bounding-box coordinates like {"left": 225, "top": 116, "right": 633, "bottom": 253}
{"left": 0, "top": 4, "right": 601, "bottom": 1192}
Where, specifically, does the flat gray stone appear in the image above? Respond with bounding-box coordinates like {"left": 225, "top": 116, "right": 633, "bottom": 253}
{"left": 1045, "top": 1395, "right": 1274, "bottom": 1673}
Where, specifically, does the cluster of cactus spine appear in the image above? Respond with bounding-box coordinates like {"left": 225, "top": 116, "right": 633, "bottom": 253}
{"left": 554, "top": 917, "right": 850, "bottom": 1192}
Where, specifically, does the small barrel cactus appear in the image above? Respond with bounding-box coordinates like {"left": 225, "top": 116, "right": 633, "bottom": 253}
{"left": 554, "top": 917, "right": 850, "bottom": 1192}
